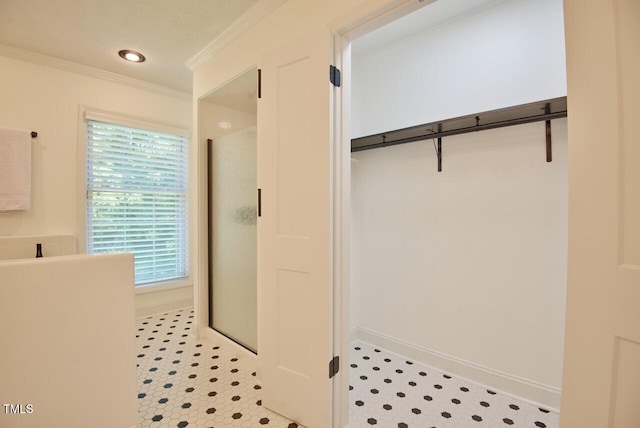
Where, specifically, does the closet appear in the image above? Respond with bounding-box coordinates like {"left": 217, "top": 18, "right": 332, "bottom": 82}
{"left": 349, "top": 0, "right": 567, "bottom": 411}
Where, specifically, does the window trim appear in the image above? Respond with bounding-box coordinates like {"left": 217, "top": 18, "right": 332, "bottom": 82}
{"left": 78, "top": 105, "right": 191, "bottom": 288}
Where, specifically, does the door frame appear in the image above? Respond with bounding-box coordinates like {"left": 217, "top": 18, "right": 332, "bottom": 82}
{"left": 330, "top": 0, "right": 579, "bottom": 425}
{"left": 329, "top": 2, "right": 441, "bottom": 426}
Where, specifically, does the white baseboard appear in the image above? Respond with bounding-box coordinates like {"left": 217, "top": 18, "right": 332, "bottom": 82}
{"left": 352, "top": 326, "right": 561, "bottom": 412}
{"left": 135, "top": 284, "right": 193, "bottom": 318}
{"left": 136, "top": 298, "right": 193, "bottom": 318}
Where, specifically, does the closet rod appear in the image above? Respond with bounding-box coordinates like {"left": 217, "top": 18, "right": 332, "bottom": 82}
{"left": 351, "top": 96, "right": 567, "bottom": 153}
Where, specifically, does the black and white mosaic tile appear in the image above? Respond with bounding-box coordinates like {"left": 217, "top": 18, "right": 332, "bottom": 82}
{"left": 136, "top": 310, "right": 558, "bottom": 427}
{"left": 348, "top": 342, "right": 559, "bottom": 428}
{"left": 136, "top": 308, "right": 301, "bottom": 428}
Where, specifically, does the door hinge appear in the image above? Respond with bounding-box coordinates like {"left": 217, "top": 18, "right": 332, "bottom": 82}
{"left": 257, "top": 188, "right": 262, "bottom": 217}
{"left": 257, "top": 69, "right": 262, "bottom": 99}
{"left": 329, "top": 355, "right": 340, "bottom": 379}
{"left": 330, "top": 65, "right": 341, "bottom": 87}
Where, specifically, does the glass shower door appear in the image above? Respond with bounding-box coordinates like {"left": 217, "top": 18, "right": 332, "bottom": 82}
{"left": 208, "top": 126, "right": 257, "bottom": 352}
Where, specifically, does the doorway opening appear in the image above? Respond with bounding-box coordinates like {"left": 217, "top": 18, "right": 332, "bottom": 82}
{"left": 342, "top": 0, "right": 567, "bottom": 426}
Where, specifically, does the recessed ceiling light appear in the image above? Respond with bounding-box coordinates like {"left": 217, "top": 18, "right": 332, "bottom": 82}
{"left": 118, "top": 49, "right": 145, "bottom": 63}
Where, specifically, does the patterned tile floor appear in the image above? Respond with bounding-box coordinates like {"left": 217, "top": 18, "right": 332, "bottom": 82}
{"left": 348, "top": 342, "right": 560, "bottom": 428}
{"left": 136, "top": 308, "right": 301, "bottom": 427}
{"left": 136, "top": 309, "right": 559, "bottom": 428}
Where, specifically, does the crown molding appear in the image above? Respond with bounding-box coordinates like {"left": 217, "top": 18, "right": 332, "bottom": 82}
{"left": 0, "top": 44, "right": 191, "bottom": 101}
{"left": 186, "top": 0, "right": 288, "bottom": 71}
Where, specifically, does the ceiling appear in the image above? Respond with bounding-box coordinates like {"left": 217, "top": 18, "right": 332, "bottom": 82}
{"left": 0, "top": 0, "right": 258, "bottom": 94}
{"left": 198, "top": 0, "right": 506, "bottom": 115}
{"left": 0, "top": 0, "right": 506, "bottom": 97}
{"left": 353, "top": 0, "right": 506, "bottom": 56}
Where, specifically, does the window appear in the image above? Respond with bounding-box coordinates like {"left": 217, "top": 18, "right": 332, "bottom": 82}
{"left": 86, "top": 118, "right": 188, "bottom": 285}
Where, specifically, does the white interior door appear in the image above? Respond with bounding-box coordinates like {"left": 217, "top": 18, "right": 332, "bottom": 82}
{"left": 561, "top": 1, "right": 640, "bottom": 426}
{"left": 257, "top": 31, "right": 335, "bottom": 428}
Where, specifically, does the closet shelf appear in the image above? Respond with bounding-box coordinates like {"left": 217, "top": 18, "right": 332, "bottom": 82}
{"left": 351, "top": 96, "right": 567, "bottom": 170}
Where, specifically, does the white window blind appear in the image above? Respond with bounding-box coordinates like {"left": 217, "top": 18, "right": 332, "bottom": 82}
{"left": 86, "top": 119, "right": 188, "bottom": 285}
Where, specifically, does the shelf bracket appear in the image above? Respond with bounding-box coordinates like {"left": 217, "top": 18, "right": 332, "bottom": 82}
{"left": 436, "top": 123, "right": 443, "bottom": 172}
{"left": 429, "top": 125, "right": 443, "bottom": 172}
{"left": 437, "top": 137, "right": 442, "bottom": 172}
{"left": 545, "top": 103, "right": 552, "bottom": 162}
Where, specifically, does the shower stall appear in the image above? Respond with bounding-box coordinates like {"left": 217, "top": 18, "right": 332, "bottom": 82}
{"left": 202, "top": 68, "right": 258, "bottom": 352}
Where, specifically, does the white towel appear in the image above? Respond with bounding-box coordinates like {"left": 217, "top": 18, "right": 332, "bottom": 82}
{"left": 0, "top": 128, "right": 31, "bottom": 212}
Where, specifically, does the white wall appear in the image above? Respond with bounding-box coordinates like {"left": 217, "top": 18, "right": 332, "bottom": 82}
{"left": 0, "top": 52, "right": 193, "bottom": 315}
{"left": 350, "top": 0, "right": 567, "bottom": 408}
{"left": 0, "top": 234, "right": 75, "bottom": 260}
{"left": 192, "top": 3, "right": 420, "bottom": 425}
{"left": 191, "top": 0, "right": 407, "bottom": 330}
{"left": 352, "top": 0, "right": 567, "bottom": 137}
{"left": 192, "top": 0, "right": 573, "bottom": 424}
{"left": 199, "top": 100, "right": 257, "bottom": 141}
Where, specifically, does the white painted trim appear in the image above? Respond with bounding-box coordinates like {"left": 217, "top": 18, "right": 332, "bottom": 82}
{"left": 331, "top": 29, "right": 355, "bottom": 428}
{"left": 330, "top": 0, "right": 435, "bottom": 41}
{"left": 194, "top": 99, "right": 210, "bottom": 361}
{"left": 82, "top": 106, "right": 191, "bottom": 137}
{"left": 135, "top": 279, "right": 192, "bottom": 294}
{"left": 77, "top": 104, "right": 193, "bottom": 281}
{"left": 0, "top": 43, "right": 191, "bottom": 101}
{"left": 333, "top": 2, "right": 566, "bottom": 425}
{"left": 135, "top": 294, "right": 193, "bottom": 319}
{"left": 352, "top": 326, "right": 561, "bottom": 412}
{"left": 349, "top": 327, "right": 359, "bottom": 344}
{"left": 134, "top": 283, "right": 193, "bottom": 319}
{"left": 331, "top": 3, "right": 437, "bottom": 426}
{"left": 331, "top": 3, "right": 422, "bottom": 426}
{"left": 185, "top": 0, "right": 288, "bottom": 71}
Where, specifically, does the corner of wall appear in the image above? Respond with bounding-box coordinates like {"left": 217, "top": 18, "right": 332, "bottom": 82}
{"left": 352, "top": 326, "right": 562, "bottom": 412}
{"left": 135, "top": 284, "right": 194, "bottom": 318}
